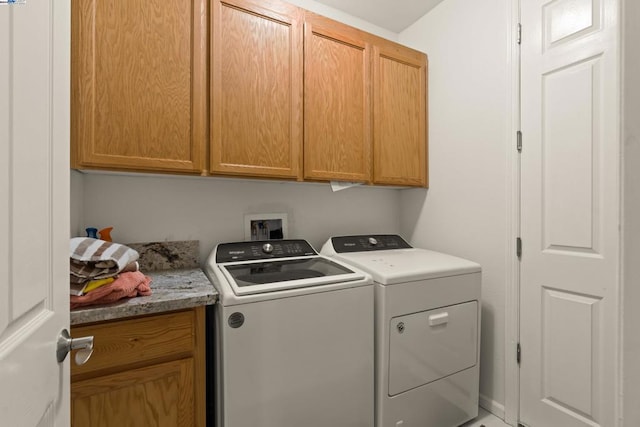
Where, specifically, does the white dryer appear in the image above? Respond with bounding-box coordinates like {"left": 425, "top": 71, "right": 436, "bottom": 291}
{"left": 321, "top": 234, "right": 481, "bottom": 427}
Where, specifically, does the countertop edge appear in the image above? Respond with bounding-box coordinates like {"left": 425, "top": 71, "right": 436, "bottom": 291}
{"left": 70, "top": 268, "right": 217, "bottom": 326}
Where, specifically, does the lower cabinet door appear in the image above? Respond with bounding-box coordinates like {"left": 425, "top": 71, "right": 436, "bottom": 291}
{"left": 71, "top": 358, "right": 195, "bottom": 426}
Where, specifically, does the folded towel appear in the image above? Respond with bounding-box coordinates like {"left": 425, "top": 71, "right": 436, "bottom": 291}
{"left": 70, "top": 271, "right": 152, "bottom": 309}
{"left": 70, "top": 237, "right": 139, "bottom": 282}
{"left": 70, "top": 277, "right": 115, "bottom": 296}
{"left": 83, "top": 277, "right": 116, "bottom": 293}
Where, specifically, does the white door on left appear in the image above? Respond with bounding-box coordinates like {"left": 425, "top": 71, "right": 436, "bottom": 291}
{"left": 0, "top": 0, "right": 71, "bottom": 425}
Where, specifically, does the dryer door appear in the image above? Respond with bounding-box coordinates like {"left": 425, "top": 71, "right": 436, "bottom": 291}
{"left": 388, "top": 301, "right": 478, "bottom": 396}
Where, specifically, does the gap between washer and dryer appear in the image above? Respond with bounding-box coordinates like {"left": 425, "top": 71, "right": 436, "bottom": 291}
{"left": 461, "top": 408, "right": 510, "bottom": 427}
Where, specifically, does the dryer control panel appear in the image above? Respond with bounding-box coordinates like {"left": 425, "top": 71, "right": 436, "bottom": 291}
{"left": 331, "top": 235, "right": 412, "bottom": 253}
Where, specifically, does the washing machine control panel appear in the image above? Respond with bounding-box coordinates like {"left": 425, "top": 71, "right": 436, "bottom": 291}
{"left": 216, "top": 239, "right": 317, "bottom": 262}
{"left": 331, "top": 235, "right": 412, "bottom": 253}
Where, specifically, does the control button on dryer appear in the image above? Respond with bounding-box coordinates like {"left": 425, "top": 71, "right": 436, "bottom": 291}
{"left": 368, "top": 237, "right": 378, "bottom": 246}
{"left": 262, "top": 243, "right": 274, "bottom": 254}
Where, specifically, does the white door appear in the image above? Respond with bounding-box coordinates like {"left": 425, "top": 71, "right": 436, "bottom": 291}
{"left": 519, "top": 0, "right": 620, "bottom": 426}
{"left": 0, "top": 0, "right": 71, "bottom": 425}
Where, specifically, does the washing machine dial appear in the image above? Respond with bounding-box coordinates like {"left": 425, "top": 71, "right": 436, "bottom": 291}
{"left": 368, "top": 237, "right": 378, "bottom": 246}
{"left": 262, "top": 243, "right": 274, "bottom": 254}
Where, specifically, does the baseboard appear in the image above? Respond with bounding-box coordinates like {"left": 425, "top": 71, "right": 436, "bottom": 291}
{"left": 479, "top": 393, "right": 506, "bottom": 420}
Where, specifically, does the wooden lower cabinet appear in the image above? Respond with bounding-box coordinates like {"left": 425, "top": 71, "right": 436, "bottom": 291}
{"left": 70, "top": 307, "right": 206, "bottom": 427}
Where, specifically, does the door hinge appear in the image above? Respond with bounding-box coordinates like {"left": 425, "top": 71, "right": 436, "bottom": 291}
{"left": 517, "top": 130, "right": 522, "bottom": 153}
{"left": 516, "top": 237, "right": 522, "bottom": 259}
{"left": 517, "top": 23, "right": 522, "bottom": 44}
{"left": 517, "top": 342, "right": 521, "bottom": 365}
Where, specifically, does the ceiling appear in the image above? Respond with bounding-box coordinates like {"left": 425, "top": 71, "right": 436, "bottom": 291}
{"left": 312, "top": 0, "right": 446, "bottom": 33}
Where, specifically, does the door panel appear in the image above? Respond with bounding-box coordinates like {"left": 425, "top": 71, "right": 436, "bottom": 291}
{"left": 541, "top": 288, "right": 601, "bottom": 418}
{"left": 544, "top": 0, "right": 601, "bottom": 48}
{"left": 388, "top": 301, "right": 478, "bottom": 396}
{"left": 0, "top": 1, "right": 70, "bottom": 425}
{"left": 542, "top": 57, "right": 601, "bottom": 252}
{"left": 519, "top": 0, "right": 619, "bottom": 426}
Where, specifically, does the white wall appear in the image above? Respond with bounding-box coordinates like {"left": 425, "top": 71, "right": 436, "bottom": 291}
{"left": 398, "top": 0, "right": 513, "bottom": 418}
{"left": 70, "top": 169, "right": 84, "bottom": 237}
{"left": 623, "top": 0, "right": 640, "bottom": 424}
{"left": 74, "top": 172, "right": 401, "bottom": 264}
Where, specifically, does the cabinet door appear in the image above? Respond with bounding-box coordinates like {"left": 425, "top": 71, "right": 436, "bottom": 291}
{"left": 71, "top": 0, "right": 207, "bottom": 173}
{"left": 303, "top": 17, "right": 371, "bottom": 182}
{"left": 372, "top": 43, "right": 428, "bottom": 187}
{"left": 211, "top": 0, "right": 303, "bottom": 179}
{"left": 71, "top": 310, "right": 197, "bottom": 378}
{"left": 71, "top": 359, "right": 195, "bottom": 426}
{"left": 70, "top": 308, "right": 206, "bottom": 427}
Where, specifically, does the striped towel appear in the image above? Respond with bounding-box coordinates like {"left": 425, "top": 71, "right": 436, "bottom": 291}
{"left": 70, "top": 237, "right": 140, "bottom": 283}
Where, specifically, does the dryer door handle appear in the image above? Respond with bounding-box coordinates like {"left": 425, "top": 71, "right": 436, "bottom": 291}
{"left": 428, "top": 312, "right": 449, "bottom": 326}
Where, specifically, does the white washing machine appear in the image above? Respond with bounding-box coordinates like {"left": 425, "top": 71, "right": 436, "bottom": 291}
{"left": 321, "top": 234, "right": 481, "bottom": 427}
{"left": 204, "top": 239, "right": 374, "bottom": 427}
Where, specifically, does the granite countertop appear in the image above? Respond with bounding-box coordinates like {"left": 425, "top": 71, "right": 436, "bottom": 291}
{"left": 70, "top": 268, "right": 218, "bottom": 326}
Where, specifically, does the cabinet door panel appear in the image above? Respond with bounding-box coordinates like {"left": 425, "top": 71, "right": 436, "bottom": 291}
{"left": 373, "top": 45, "right": 428, "bottom": 187}
{"left": 71, "top": 0, "right": 207, "bottom": 173}
{"left": 71, "top": 310, "right": 196, "bottom": 379}
{"left": 70, "top": 308, "right": 206, "bottom": 427}
{"left": 71, "top": 359, "right": 194, "bottom": 427}
{"left": 211, "top": 0, "right": 303, "bottom": 179}
{"left": 303, "top": 19, "right": 371, "bottom": 182}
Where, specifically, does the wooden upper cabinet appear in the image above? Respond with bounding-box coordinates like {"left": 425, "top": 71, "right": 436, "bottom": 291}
{"left": 71, "top": 0, "right": 208, "bottom": 173}
{"left": 70, "top": 0, "right": 427, "bottom": 186}
{"left": 303, "top": 15, "right": 371, "bottom": 182}
{"left": 372, "top": 43, "right": 428, "bottom": 187}
{"left": 210, "top": 0, "right": 303, "bottom": 179}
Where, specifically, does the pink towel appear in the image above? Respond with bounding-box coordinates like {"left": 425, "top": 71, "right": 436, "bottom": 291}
{"left": 70, "top": 271, "right": 152, "bottom": 309}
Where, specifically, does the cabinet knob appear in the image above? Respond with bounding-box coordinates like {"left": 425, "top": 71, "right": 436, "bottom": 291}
{"left": 57, "top": 329, "right": 94, "bottom": 365}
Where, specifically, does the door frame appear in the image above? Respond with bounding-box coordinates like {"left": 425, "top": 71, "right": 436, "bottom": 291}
{"left": 504, "top": 0, "right": 521, "bottom": 425}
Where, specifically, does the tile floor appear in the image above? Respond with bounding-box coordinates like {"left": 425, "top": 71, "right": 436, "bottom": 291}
{"left": 461, "top": 408, "right": 511, "bottom": 427}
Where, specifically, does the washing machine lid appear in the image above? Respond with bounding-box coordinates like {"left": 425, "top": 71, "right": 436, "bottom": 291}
{"left": 219, "top": 256, "right": 365, "bottom": 295}
{"left": 211, "top": 239, "right": 368, "bottom": 296}
{"left": 322, "top": 235, "right": 481, "bottom": 285}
